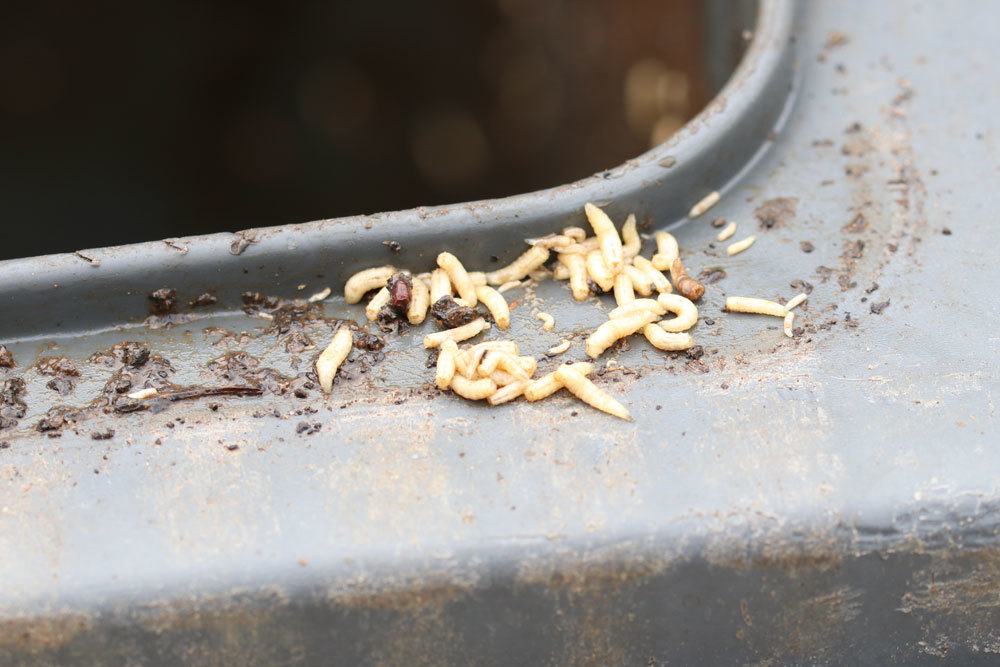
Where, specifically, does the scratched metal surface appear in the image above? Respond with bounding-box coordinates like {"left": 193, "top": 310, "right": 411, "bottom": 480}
{"left": 2, "top": 0, "right": 1000, "bottom": 664}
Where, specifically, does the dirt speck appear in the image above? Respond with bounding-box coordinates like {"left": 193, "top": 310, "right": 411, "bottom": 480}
{"left": 189, "top": 292, "right": 218, "bottom": 308}
{"left": 800, "top": 241, "right": 815, "bottom": 253}
{"left": 754, "top": 197, "right": 798, "bottom": 230}
{"left": 148, "top": 288, "right": 178, "bottom": 315}
{"left": 0, "top": 346, "right": 14, "bottom": 368}
{"left": 870, "top": 300, "right": 890, "bottom": 315}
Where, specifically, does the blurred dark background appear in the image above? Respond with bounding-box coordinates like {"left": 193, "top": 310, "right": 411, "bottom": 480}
{"left": 0, "top": 0, "right": 748, "bottom": 260}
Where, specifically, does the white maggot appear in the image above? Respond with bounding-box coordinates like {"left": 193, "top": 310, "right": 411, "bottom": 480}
{"left": 725, "top": 296, "right": 787, "bottom": 317}
{"left": 365, "top": 287, "right": 390, "bottom": 321}
{"left": 450, "top": 374, "right": 497, "bottom": 401}
{"left": 407, "top": 275, "right": 430, "bottom": 324}
{"left": 643, "top": 325, "right": 694, "bottom": 351}
{"left": 344, "top": 266, "right": 395, "bottom": 304}
{"left": 632, "top": 255, "right": 672, "bottom": 293}
{"left": 476, "top": 286, "right": 510, "bottom": 329}
{"left": 429, "top": 268, "right": 452, "bottom": 303}
{"left": 584, "top": 202, "right": 624, "bottom": 273}
{"left": 689, "top": 190, "right": 720, "bottom": 218}
{"left": 437, "top": 252, "right": 477, "bottom": 306}
{"left": 651, "top": 231, "right": 679, "bottom": 271}
{"left": 624, "top": 264, "right": 653, "bottom": 296}
{"left": 784, "top": 311, "right": 795, "bottom": 338}
{"left": 726, "top": 236, "right": 756, "bottom": 256}
{"left": 536, "top": 312, "right": 555, "bottom": 331}
{"left": 621, "top": 214, "right": 641, "bottom": 260}
{"left": 717, "top": 221, "right": 737, "bottom": 241}
{"left": 559, "top": 252, "right": 590, "bottom": 301}
{"left": 613, "top": 273, "right": 635, "bottom": 305}
{"left": 316, "top": 326, "right": 353, "bottom": 393}
{"left": 524, "top": 362, "right": 595, "bottom": 401}
{"left": 586, "top": 250, "right": 615, "bottom": 292}
{"left": 485, "top": 245, "right": 550, "bottom": 285}
{"left": 554, "top": 365, "right": 631, "bottom": 420}
{"left": 585, "top": 310, "right": 658, "bottom": 358}
{"left": 423, "top": 318, "right": 489, "bottom": 348}
{"left": 657, "top": 293, "right": 699, "bottom": 332}
{"left": 435, "top": 340, "right": 458, "bottom": 390}
{"left": 609, "top": 298, "right": 666, "bottom": 319}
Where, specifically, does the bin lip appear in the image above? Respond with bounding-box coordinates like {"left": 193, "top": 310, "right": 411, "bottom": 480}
{"left": 0, "top": 0, "right": 796, "bottom": 271}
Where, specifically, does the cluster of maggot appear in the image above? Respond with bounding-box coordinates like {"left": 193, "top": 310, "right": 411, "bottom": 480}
{"left": 317, "top": 199, "right": 804, "bottom": 419}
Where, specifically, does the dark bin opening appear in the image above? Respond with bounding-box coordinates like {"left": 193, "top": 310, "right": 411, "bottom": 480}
{"left": 0, "top": 0, "right": 752, "bottom": 260}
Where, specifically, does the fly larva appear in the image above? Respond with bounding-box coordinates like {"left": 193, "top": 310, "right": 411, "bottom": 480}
{"left": 480, "top": 351, "right": 530, "bottom": 379}
{"left": 257, "top": 312, "right": 274, "bottom": 321}
{"left": 554, "top": 237, "right": 600, "bottom": 255}
{"left": 127, "top": 387, "right": 158, "bottom": 400}
{"left": 546, "top": 339, "right": 572, "bottom": 356}
{"left": 437, "top": 252, "right": 478, "bottom": 306}
{"left": 669, "top": 258, "right": 705, "bottom": 301}
{"left": 624, "top": 264, "right": 653, "bottom": 296}
{"left": 490, "top": 369, "right": 518, "bottom": 386}
{"left": 450, "top": 374, "right": 497, "bottom": 401}
{"left": 726, "top": 235, "right": 756, "bottom": 256}
{"left": 724, "top": 296, "right": 787, "bottom": 317}
{"left": 407, "top": 275, "right": 430, "bottom": 324}
{"left": 643, "top": 325, "right": 694, "bottom": 351}
{"left": 423, "top": 317, "right": 489, "bottom": 348}
{"left": 657, "top": 293, "right": 699, "bottom": 332}
{"left": 785, "top": 292, "right": 808, "bottom": 310}
{"left": 609, "top": 298, "right": 666, "bottom": 319}
{"left": 536, "top": 311, "right": 555, "bottom": 331}
{"left": 559, "top": 252, "right": 590, "bottom": 300}
{"left": 716, "top": 221, "right": 737, "bottom": 241}
{"left": 783, "top": 311, "right": 795, "bottom": 338}
{"left": 586, "top": 250, "right": 615, "bottom": 292}
{"left": 516, "top": 355, "right": 538, "bottom": 377}
{"left": 477, "top": 350, "right": 503, "bottom": 376}
{"left": 526, "top": 234, "right": 574, "bottom": 249}
{"left": 554, "top": 365, "right": 631, "bottom": 420}
{"left": 365, "top": 287, "right": 390, "bottom": 321}
{"left": 435, "top": 339, "right": 458, "bottom": 390}
{"left": 562, "top": 226, "right": 587, "bottom": 242}
{"left": 487, "top": 380, "right": 529, "bottom": 406}
{"left": 689, "top": 190, "right": 720, "bottom": 218}
{"left": 429, "top": 268, "right": 453, "bottom": 303}
{"left": 524, "top": 362, "right": 595, "bottom": 401}
{"left": 344, "top": 266, "right": 396, "bottom": 304}
{"left": 454, "top": 349, "right": 476, "bottom": 378}
{"left": 307, "top": 286, "right": 331, "bottom": 303}
{"left": 316, "top": 326, "right": 353, "bottom": 393}
{"left": 471, "top": 340, "right": 520, "bottom": 355}
{"left": 651, "top": 231, "right": 679, "bottom": 271}
{"left": 498, "top": 280, "right": 522, "bottom": 293}
{"left": 552, "top": 263, "right": 571, "bottom": 280}
{"left": 468, "top": 271, "right": 488, "bottom": 287}
{"left": 632, "top": 255, "right": 673, "bottom": 293}
{"left": 585, "top": 310, "right": 658, "bottom": 358}
{"left": 613, "top": 273, "right": 635, "bottom": 305}
{"left": 485, "top": 245, "right": 550, "bottom": 285}
{"left": 584, "top": 202, "right": 624, "bottom": 273}
{"left": 476, "top": 285, "right": 510, "bottom": 330}
{"left": 621, "top": 214, "right": 641, "bottom": 260}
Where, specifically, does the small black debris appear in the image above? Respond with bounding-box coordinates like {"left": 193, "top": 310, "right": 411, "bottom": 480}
{"left": 383, "top": 240, "right": 402, "bottom": 253}
{"left": 800, "top": 241, "right": 815, "bottom": 253}
{"left": 870, "top": 300, "right": 890, "bottom": 315}
{"left": 91, "top": 429, "right": 115, "bottom": 440}
{"left": 942, "top": 227, "right": 952, "bottom": 236}
{"left": 225, "top": 443, "right": 239, "bottom": 451}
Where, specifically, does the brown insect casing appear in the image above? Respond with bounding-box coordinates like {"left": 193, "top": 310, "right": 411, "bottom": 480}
{"left": 670, "top": 258, "right": 705, "bottom": 301}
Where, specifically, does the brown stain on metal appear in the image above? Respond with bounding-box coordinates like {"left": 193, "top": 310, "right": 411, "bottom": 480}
{"left": 0, "top": 613, "right": 91, "bottom": 652}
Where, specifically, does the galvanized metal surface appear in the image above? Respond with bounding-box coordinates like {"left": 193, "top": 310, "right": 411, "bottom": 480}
{"left": 1, "top": 0, "right": 999, "bottom": 664}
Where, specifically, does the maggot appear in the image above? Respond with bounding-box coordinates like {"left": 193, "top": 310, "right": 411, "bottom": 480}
{"left": 365, "top": 287, "right": 390, "bottom": 321}
{"left": 725, "top": 296, "right": 787, "bottom": 317}
{"left": 435, "top": 339, "right": 458, "bottom": 390}
{"left": 429, "top": 268, "right": 453, "bottom": 303}
{"left": 613, "top": 273, "right": 635, "bottom": 305}
{"left": 487, "top": 380, "right": 529, "bottom": 405}
{"left": 726, "top": 235, "right": 756, "bottom": 256}
{"left": 559, "top": 252, "right": 590, "bottom": 300}
{"left": 609, "top": 298, "right": 666, "bottom": 319}
{"left": 562, "top": 226, "right": 588, "bottom": 241}
{"left": 624, "top": 264, "right": 653, "bottom": 296}
{"left": 783, "top": 311, "right": 795, "bottom": 337}
{"left": 785, "top": 293, "right": 808, "bottom": 310}
{"left": 437, "top": 252, "right": 478, "bottom": 306}
{"left": 476, "top": 285, "right": 510, "bottom": 329}
{"left": 716, "top": 221, "right": 737, "bottom": 241}
{"left": 643, "top": 325, "right": 694, "bottom": 351}
{"left": 689, "top": 190, "right": 720, "bottom": 218}
{"left": 423, "top": 318, "right": 489, "bottom": 348}
{"left": 554, "top": 365, "right": 631, "bottom": 420}
{"left": 621, "top": 214, "right": 641, "bottom": 260}
{"left": 586, "top": 250, "right": 615, "bottom": 292}
{"left": 546, "top": 339, "right": 572, "bottom": 356}
{"left": 316, "top": 326, "right": 353, "bottom": 393}
{"left": 651, "top": 231, "right": 679, "bottom": 271}
{"left": 344, "top": 266, "right": 395, "bottom": 304}
{"left": 584, "top": 202, "right": 624, "bottom": 273}
{"left": 450, "top": 374, "right": 497, "bottom": 401}
{"left": 585, "top": 310, "right": 658, "bottom": 358}
{"left": 407, "top": 275, "right": 430, "bottom": 324}
{"left": 555, "top": 237, "right": 600, "bottom": 255}
{"left": 485, "top": 245, "right": 550, "bottom": 285}
{"left": 657, "top": 293, "right": 699, "bottom": 332}
{"left": 632, "top": 255, "right": 672, "bottom": 293}
{"left": 524, "top": 362, "right": 595, "bottom": 401}
{"left": 536, "top": 312, "right": 555, "bottom": 331}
